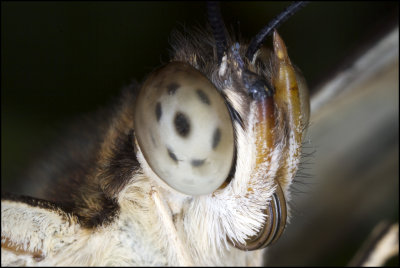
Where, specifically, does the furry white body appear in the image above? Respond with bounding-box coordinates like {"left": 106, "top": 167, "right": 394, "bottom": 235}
{"left": 2, "top": 171, "right": 265, "bottom": 266}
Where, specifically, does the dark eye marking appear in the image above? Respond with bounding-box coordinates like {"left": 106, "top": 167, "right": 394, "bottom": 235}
{"left": 191, "top": 159, "right": 206, "bottom": 167}
{"left": 167, "top": 82, "right": 180, "bottom": 95}
{"left": 174, "top": 112, "right": 190, "bottom": 137}
{"left": 196, "top": 89, "right": 211, "bottom": 105}
{"left": 155, "top": 102, "right": 162, "bottom": 122}
{"left": 167, "top": 147, "right": 178, "bottom": 162}
{"left": 212, "top": 128, "right": 221, "bottom": 149}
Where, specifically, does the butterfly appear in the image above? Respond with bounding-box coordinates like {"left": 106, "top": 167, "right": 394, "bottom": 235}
{"left": 2, "top": 1, "right": 396, "bottom": 266}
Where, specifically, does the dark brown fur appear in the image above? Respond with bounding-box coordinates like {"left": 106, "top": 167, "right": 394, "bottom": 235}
{"left": 6, "top": 83, "right": 141, "bottom": 228}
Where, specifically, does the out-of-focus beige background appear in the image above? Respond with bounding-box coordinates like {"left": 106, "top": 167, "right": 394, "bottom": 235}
{"left": 2, "top": 2, "right": 398, "bottom": 266}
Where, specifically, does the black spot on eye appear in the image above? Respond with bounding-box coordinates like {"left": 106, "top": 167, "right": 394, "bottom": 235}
{"left": 167, "top": 82, "right": 180, "bottom": 95}
{"left": 212, "top": 128, "right": 221, "bottom": 149}
{"left": 167, "top": 147, "right": 178, "bottom": 162}
{"left": 174, "top": 112, "right": 190, "bottom": 137}
{"left": 196, "top": 89, "right": 211, "bottom": 105}
{"left": 191, "top": 159, "right": 205, "bottom": 167}
{"left": 155, "top": 102, "right": 162, "bottom": 122}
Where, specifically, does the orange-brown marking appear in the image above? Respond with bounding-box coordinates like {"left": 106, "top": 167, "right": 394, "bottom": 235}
{"left": 1, "top": 236, "right": 44, "bottom": 261}
{"left": 254, "top": 96, "right": 276, "bottom": 168}
{"left": 272, "top": 30, "right": 302, "bottom": 147}
{"left": 272, "top": 30, "right": 303, "bottom": 189}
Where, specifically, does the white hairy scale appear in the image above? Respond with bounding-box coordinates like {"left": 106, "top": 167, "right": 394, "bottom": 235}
{"left": 134, "top": 62, "right": 234, "bottom": 195}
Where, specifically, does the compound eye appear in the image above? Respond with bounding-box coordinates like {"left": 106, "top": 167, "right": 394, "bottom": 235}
{"left": 134, "top": 62, "right": 235, "bottom": 195}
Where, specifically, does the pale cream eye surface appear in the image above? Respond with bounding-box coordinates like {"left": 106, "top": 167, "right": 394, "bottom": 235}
{"left": 134, "top": 62, "right": 234, "bottom": 195}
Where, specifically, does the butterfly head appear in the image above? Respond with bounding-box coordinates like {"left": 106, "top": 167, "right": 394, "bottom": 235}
{"left": 133, "top": 2, "right": 309, "bottom": 250}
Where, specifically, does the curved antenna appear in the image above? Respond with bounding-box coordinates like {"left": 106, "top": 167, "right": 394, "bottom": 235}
{"left": 207, "top": 1, "right": 228, "bottom": 64}
{"left": 245, "top": 1, "right": 309, "bottom": 62}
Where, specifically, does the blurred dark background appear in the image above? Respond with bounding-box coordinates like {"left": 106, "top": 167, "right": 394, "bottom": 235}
{"left": 1, "top": 1, "right": 399, "bottom": 266}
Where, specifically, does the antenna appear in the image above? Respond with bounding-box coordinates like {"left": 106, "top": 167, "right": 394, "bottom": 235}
{"left": 207, "top": 2, "right": 228, "bottom": 64}
{"left": 246, "top": 1, "right": 309, "bottom": 61}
